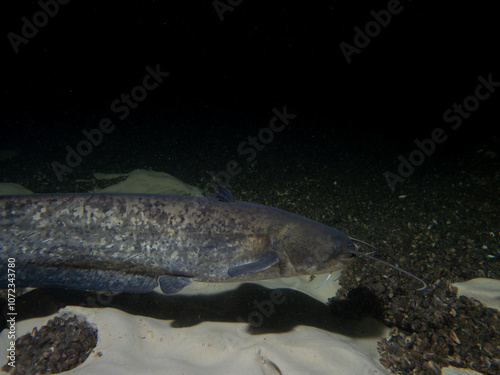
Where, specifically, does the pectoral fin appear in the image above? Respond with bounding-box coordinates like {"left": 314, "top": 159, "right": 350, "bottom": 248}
{"left": 158, "top": 275, "right": 194, "bottom": 294}
{"left": 228, "top": 251, "right": 279, "bottom": 277}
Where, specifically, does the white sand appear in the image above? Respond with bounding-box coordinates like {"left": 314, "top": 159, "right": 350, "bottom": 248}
{"left": 173, "top": 272, "right": 341, "bottom": 304}
{"left": 1, "top": 306, "right": 390, "bottom": 375}
{"left": 0, "top": 183, "right": 33, "bottom": 195}
{"left": 2, "top": 277, "right": 496, "bottom": 374}
{"left": 453, "top": 277, "right": 500, "bottom": 310}
{"left": 1, "top": 277, "right": 495, "bottom": 374}
{"left": 96, "top": 169, "right": 203, "bottom": 196}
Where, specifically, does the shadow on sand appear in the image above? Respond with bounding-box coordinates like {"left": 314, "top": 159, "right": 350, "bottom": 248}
{"left": 1, "top": 284, "right": 387, "bottom": 338}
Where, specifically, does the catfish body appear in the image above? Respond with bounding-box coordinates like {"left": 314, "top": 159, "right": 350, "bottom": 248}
{"left": 0, "top": 193, "right": 356, "bottom": 294}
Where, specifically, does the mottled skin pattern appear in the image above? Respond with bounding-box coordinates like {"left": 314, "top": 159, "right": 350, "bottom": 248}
{"left": 0, "top": 194, "right": 356, "bottom": 293}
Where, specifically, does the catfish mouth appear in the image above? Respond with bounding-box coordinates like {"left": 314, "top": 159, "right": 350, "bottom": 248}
{"left": 338, "top": 252, "right": 358, "bottom": 266}
{"left": 315, "top": 238, "right": 358, "bottom": 273}
{"left": 336, "top": 240, "right": 358, "bottom": 266}
{"left": 327, "top": 250, "right": 357, "bottom": 272}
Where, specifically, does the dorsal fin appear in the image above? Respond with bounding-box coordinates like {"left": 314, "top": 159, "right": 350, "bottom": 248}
{"left": 216, "top": 185, "right": 235, "bottom": 203}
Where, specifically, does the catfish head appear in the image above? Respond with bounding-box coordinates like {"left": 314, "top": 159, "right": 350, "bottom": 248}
{"left": 275, "top": 218, "right": 357, "bottom": 276}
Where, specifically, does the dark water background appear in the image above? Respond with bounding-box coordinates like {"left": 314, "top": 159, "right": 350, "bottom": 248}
{"left": 1, "top": 1, "right": 499, "bottom": 374}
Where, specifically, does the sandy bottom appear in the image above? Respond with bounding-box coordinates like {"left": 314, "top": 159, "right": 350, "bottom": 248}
{"left": 454, "top": 278, "right": 500, "bottom": 310}
{"left": 1, "top": 277, "right": 497, "bottom": 374}
{"left": 2, "top": 305, "right": 389, "bottom": 375}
